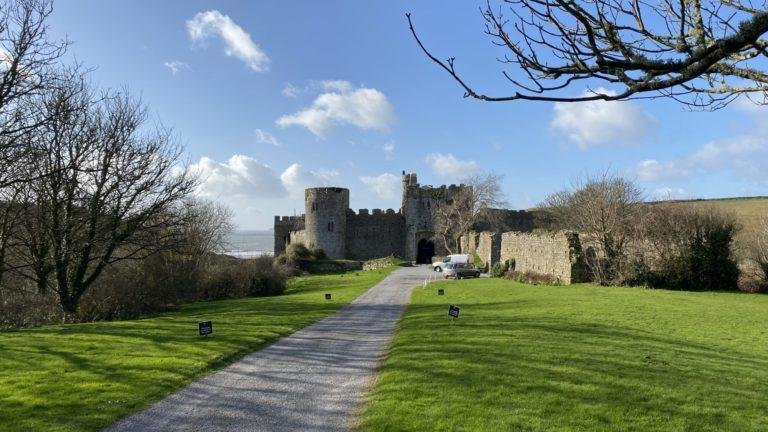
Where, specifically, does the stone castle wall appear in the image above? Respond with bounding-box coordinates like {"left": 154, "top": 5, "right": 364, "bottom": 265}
{"left": 460, "top": 231, "right": 501, "bottom": 269}
{"left": 274, "top": 215, "right": 305, "bottom": 255}
{"left": 345, "top": 209, "right": 405, "bottom": 260}
{"left": 499, "top": 230, "right": 588, "bottom": 284}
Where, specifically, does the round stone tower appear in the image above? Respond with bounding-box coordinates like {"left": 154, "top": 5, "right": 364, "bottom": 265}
{"left": 304, "top": 187, "right": 349, "bottom": 259}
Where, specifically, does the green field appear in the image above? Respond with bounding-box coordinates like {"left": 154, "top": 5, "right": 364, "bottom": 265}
{"left": 0, "top": 268, "right": 395, "bottom": 432}
{"left": 361, "top": 278, "right": 768, "bottom": 431}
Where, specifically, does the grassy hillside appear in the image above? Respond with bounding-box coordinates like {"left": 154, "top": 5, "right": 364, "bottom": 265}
{"left": 361, "top": 278, "right": 768, "bottom": 431}
{"left": 0, "top": 267, "right": 396, "bottom": 432}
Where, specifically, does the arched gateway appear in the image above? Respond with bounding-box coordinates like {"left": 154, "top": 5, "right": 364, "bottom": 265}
{"left": 416, "top": 238, "right": 435, "bottom": 264}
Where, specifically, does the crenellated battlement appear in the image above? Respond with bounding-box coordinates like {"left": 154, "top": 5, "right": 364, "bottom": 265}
{"left": 274, "top": 215, "right": 305, "bottom": 223}
{"left": 348, "top": 208, "right": 401, "bottom": 218}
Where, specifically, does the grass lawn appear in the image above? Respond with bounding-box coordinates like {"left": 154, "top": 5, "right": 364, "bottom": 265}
{"left": 361, "top": 278, "right": 768, "bottom": 432}
{"left": 0, "top": 267, "right": 396, "bottom": 432}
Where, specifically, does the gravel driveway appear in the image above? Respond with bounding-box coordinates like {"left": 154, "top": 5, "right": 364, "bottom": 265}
{"left": 104, "top": 265, "right": 431, "bottom": 432}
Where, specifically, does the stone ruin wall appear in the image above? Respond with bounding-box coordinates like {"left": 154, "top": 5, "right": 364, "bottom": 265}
{"left": 345, "top": 208, "right": 405, "bottom": 260}
{"left": 460, "top": 231, "right": 501, "bottom": 270}
{"left": 498, "top": 230, "right": 588, "bottom": 285}
{"left": 273, "top": 215, "right": 305, "bottom": 255}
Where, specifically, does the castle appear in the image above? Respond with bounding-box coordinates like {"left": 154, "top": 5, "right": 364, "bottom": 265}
{"left": 274, "top": 172, "right": 535, "bottom": 263}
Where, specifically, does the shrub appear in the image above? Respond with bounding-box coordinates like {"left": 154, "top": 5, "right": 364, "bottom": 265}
{"left": 634, "top": 203, "right": 740, "bottom": 291}
{"left": 472, "top": 253, "right": 486, "bottom": 272}
{"left": 504, "top": 270, "right": 561, "bottom": 285}
{"left": 490, "top": 259, "right": 515, "bottom": 278}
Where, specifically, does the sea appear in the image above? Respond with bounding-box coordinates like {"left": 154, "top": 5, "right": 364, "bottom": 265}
{"left": 223, "top": 229, "right": 274, "bottom": 258}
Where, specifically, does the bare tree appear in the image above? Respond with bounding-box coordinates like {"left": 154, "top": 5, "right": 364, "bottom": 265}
{"left": 407, "top": 1, "right": 768, "bottom": 109}
{"left": 13, "top": 81, "right": 196, "bottom": 317}
{"left": 433, "top": 172, "right": 507, "bottom": 254}
{"left": 542, "top": 172, "right": 643, "bottom": 284}
{"left": 179, "top": 199, "right": 235, "bottom": 259}
{"left": 0, "top": 0, "right": 68, "bottom": 186}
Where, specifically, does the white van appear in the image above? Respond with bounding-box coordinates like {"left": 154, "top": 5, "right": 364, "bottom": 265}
{"left": 433, "top": 254, "right": 470, "bottom": 272}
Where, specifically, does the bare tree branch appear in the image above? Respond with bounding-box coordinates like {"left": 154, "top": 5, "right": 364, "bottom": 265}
{"left": 407, "top": 0, "right": 768, "bottom": 109}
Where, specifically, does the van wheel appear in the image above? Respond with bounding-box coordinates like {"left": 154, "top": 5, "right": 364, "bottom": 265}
{"left": 434, "top": 266, "right": 442, "bottom": 272}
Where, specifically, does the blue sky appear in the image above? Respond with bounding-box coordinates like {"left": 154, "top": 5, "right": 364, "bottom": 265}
{"left": 49, "top": 1, "right": 768, "bottom": 229}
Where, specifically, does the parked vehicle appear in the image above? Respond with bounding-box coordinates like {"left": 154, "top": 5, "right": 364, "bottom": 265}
{"left": 443, "top": 262, "right": 481, "bottom": 279}
{"left": 433, "top": 254, "right": 470, "bottom": 272}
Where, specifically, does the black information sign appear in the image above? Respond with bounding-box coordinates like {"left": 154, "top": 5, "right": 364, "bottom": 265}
{"left": 438, "top": 288, "right": 445, "bottom": 296}
{"left": 325, "top": 293, "right": 332, "bottom": 300}
{"left": 448, "top": 305, "right": 460, "bottom": 318}
{"left": 199, "top": 321, "right": 213, "bottom": 336}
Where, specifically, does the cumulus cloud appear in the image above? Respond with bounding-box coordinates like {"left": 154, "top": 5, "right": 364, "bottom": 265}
{"left": 425, "top": 153, "right": 478, "bottom": 179}
{"left": 551, "top": 88, "right": 653, "bottom": 149}
{"left": 190, "top": 155, "right": 287, "bottom": 198}
{"left": 360, "top": 173, "right": 400, "bottom": 200}
{"left": 276, "top": 80, "right": 396, "bottom": 137}
{"left": 163, "top": 60, "right": 190, "bottom": 75}
{"left": 280, "top": 163, "right": 339, "bottom": 196}
{"left": 187, "top": 10, "right": 270, "bottom": 72}
{"left": 631, "top": 109, "right": 768, "bottom": 185}
{"left": 254, "top": 128, "right": 281, "bottom": 147}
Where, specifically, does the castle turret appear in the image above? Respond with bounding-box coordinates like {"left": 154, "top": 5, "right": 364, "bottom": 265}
{"left": 304, "top": 187, "right": 349, "bottom": 259}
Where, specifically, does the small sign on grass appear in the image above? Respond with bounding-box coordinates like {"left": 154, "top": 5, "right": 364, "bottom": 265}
{"left": 448, "top": 305, "right": 460, "bottom": 318}
{"left": 198, "top": 321, "right": 212, "bottom": 336}
{"left": 438, "top": 288, "right": 445, "bottom": 296}
{"left": 325, "top": 293, "right": 332, "bottom": 300}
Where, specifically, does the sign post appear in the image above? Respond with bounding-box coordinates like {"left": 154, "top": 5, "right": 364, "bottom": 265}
{"left": 325, "top": 293, "right": 332, "bottom": 300}
{"left": 198, "top": 321, "right": 213, "bottom": 336}
{"left": 438, "top": 288, "right": 445, "bottom": 296}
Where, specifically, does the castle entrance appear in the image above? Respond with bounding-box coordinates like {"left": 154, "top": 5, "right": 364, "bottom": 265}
{"left": 416, "top": 239, "right": 435, "bottom": 264}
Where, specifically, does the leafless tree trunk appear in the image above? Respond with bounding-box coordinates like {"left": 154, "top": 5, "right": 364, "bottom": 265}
{"left": 13, "top": 80, "right": 196, "bottom": 317}
{"left": 542, "top": 172, "right": 644, "bottom": 284}
{"left": 407, "top": 0, "right": 768, "bottom": 109}
{"left": 433, "top": 172, "right": 507, "bottom": 254}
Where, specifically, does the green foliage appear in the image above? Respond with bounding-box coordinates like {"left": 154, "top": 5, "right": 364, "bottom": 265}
{"left": 633, "top": 205, "right": 740, "bottom": 291}
{"left": 490, "top": 259, "right": 515, "bottom": 278}
{"left": 0, "top": 267, "right": 397, "bottom": 432}
{"left": 471, "top": 253, "right": 485, "bottom": 271}
{"left": 361, "top": 278, "right": 768, "bottom": 431}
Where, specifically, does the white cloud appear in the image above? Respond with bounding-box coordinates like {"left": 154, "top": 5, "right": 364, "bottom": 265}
{"left": 279, "top": 163, "right": 340, "bottom": 196}
{"left": 382, "top": 141, "right": 395, "bottom": 160}
{"left": 634, "top": 159, "right": 688, "bottom": 182}
{"left": 276, "top": 81, "right": 396, "bottom": 137}
{"left": 187, "top": 10, "right": 270, "bottom": 72}
{"left": 634, "top": 136, "right": 768, "bottom": 183}
{"left": 319, "top": 80, "right": 353, "bottom": 92}
{"left": 163, "top": 60, "right": 190, "bottom": 75}
{"left": 254, "top": 128, "right": 281, "bottom": 147}
{"left": 551, "top": 88, "right": 653, "bottom": 149}
{"left": 282, "top": 82, "right": 300, "bottom": 98}
{"left": 360, "top": 173, "right": 400, "bottom": 200}
{"left": 652, "top": 187, "right": 689, "bottom": 200}
{"left": 190, "top": 155, "right": 287, "bottom": 198}
{"left": 425, "top": 153, "right": 478, "bottom": 179}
